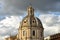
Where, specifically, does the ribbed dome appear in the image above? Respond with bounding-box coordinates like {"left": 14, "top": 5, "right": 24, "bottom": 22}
{"left": 20, "top": 6, "right": 43, "bottom": 28}
{"left": 20, "top": 15, "right": 43, "bottom": 28}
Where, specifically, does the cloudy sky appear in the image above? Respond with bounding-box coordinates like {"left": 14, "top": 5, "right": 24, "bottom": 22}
{"left": 0, "top": 0, "right": 60, "bottom": 40}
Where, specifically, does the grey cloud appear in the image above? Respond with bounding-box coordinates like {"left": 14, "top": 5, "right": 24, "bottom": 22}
{"left": 0, "top": 16, "right": 5, "bottom": 21}
{"left": 0, "top": 26, "right": 18, "bottom": 36}
{"left": 5, "top": 0, "right": 60, "bottom": 11}
{"left": 0, "top": 0, "right": 60, "bottom": 15}
{"left": 0, "top": 6, "right": 26, "bottom": 16}
{"left": 39, "top": 14, "right": 59, "bottom": 27}
{"left": 46, "top": 16, "right": 59, "bottom": 26}
{"left": 0, "top": 16, "right": 22, "bottom": 37}
{"left": 39, "top": 14, "right": 60, "bottom": 37}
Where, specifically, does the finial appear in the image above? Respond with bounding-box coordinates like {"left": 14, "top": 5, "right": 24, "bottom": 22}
{"left": 26, "top": 0, "right": 34, "bottom": 16}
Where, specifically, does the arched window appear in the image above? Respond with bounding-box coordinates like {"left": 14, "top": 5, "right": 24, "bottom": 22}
{"left": 41, "top": 33, "right": 42, "bottom": 37}
{"left": 24, "top": 21, "right": 26, "bottom": 23}
{"left": 23, "top": 31, "right": 25, "bottom": 36}
{"left": 33, "top": 21, "right": 34, "bottom": 23}
{"left": 33, "top": 30, "right": 35, "bottom": 36}
{"left": 24, "top": 20, "right": 26, "bottom": 23}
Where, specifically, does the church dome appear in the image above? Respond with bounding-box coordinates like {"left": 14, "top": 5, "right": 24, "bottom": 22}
{"left": 21, "top": 16, "right": 43, "bottom": 28}
{"left": 20, "top": 6, "right": 43, "bottom": 28}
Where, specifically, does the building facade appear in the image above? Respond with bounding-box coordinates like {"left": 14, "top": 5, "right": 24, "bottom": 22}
{"left": 5, "top": 36, "right": 17, "bottom": 40}
{"left": 5, "top": 6, "right": 44, "bottom": 40}
{"left": 44, "top": 33, "right": 60, "bottom": 40}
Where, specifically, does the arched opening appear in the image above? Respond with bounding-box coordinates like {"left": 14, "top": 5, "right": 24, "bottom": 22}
{"left": 33, "top": 30, "right": 35, "bottom": 36}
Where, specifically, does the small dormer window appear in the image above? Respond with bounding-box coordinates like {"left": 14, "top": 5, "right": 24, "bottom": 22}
{"left": 33, "top": 20, "right": 35, "bottom": 23}
{"left": 24, "top": 21, "right": 26, "bottom": 23}
{"left": 24, "top": 20, "right": 26, "bottom": 23}
{"left": 33, "top": 21, "right": 34, "bottom": 23}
